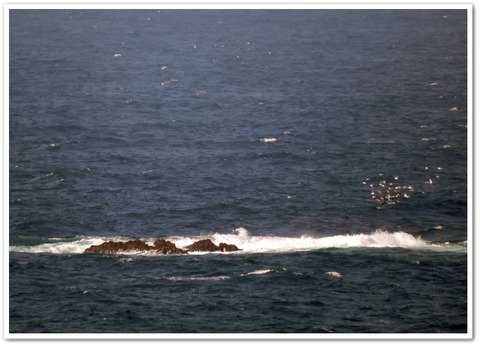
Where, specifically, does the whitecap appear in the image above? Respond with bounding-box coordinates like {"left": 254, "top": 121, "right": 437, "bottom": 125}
{"left": 161, "top": 78, "right": 178, "bottom": 87}
{"left": 9, "top": 236, "right": 127, "bottom": 254}
{"left": 260, "top": 137, "right": 277, "bottom": 143}
{"left": 165, "top": 275, "right": 230, "bottom": 282}
{"left": 10, "top": 228, "right": 466, "bottom": 255}
{"left": 117, "top": 257, "right": 134, "bottom": 263}
{"left": 240, "top": 269, "right": 274, "bottom": 277}
{"left": 40, "top": 143, "right": 60, "bottom": 149}
{"left": 325, "top": 271, "right": 342, "bottom": 278}
{"left": 30, "top": 172, "right": 54, "bottom": 182}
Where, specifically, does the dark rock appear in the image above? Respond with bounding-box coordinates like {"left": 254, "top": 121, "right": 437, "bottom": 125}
{"left": 84, "top": 240, "right": 120, "bottom": 254}
{"left": 185, "top": 239, "right": 240, "bottom": 252}
{"left": 185, "top": 239, "right": 219, "bottom": 252}
{"left": 218, "top": 242, "right": 240, "bottom": 252}
{"left": 84, "top": 238, "right": 239, "bottom": 254}
{"left": 84, "top": 240, "right": 152, "bottom": 254}
{"left": 123, "top": 240, "right": 152, "bottom": 252}
{"left": 153, "top": 239, "right": 187, "bottom": 254}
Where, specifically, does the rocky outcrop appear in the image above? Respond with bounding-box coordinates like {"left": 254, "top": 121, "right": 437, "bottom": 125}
{"left": 84, "top": 238, "right": 239, "bottom": 254}
{"left": 84, "top": 239, "right": 186, "bottom": 254}
{"left": 84, "top": 240, "right": 151, "bottom": 254}
{"left": 185, "top": 239, "right": 220, "bottom": 252}
{"left": 185, "top": 239, "right": 240, "bottom": 252}
{"left": 218, "top": 243, "right": 240, "bottom": 252}
{"left": 153, "top": 239, "right": 188, "bottom": 254}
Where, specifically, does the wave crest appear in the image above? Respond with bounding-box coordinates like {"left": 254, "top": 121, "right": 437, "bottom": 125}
{"left": 9, "top": 228, "right": 465, "bottom": 255}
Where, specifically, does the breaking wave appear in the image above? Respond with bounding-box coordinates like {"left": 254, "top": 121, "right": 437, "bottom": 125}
{"left": 9, "top": 227, "right": 466, "bottom": 255}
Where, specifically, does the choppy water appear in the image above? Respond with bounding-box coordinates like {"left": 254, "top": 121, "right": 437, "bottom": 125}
{"left": 8, "top": 9, "right": 469, "bottom": 335}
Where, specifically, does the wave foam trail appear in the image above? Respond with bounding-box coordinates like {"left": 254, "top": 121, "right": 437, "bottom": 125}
{"left": 9, "top": 237, "right": 127, "bottom": 254}
{"left": 241, "top": 269, "right": 275, "bottom": 276}
{"left": 165, "top": 275, "right": 230, "bottom": 282}
{"left": 9, "top": 228, "right": 465, "bottom": 255}
{"left": 206, "top": 228, "right": 454, "bottom": 253}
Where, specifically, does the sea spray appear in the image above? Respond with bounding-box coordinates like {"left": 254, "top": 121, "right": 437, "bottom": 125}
{"left": 9, "top": 228, "right": 465, "bottom": 255}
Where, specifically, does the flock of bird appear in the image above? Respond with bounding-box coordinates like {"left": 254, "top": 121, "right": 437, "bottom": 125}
{"left": 364, "top": 167, "right": 444, "bottom": 209}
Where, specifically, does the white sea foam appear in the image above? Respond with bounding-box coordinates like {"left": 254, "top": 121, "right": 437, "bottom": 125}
{"left": 240, "top": 269, "right": 274, "bottom": 276}
{"left": 206, "top": 228, "right": 439, "bottom": 253}
{"left": 30, "top": 172, "right": 54, "bottom": 182}
{"left": 325, "top": 271, "right": 342, "bottom": 278}
{"left": 9, "top": 228, "right": 466, "bottom": 255}
{"left": 260, "top": 137, "right": 277, "bottom": 143}
{"left": 165, "top": 275, "right": 230, "bottom": 281}
{"left": 9, "top": 236, "right": 127, "bottom": 254}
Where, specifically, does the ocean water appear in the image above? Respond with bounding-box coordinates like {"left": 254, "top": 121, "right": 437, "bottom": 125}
{"left": 8, "top": 9, "right": 469, "bottom": 335}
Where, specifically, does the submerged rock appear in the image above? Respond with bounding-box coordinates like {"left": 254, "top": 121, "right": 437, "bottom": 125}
{"left": 84, "top": 238, "right": 239, "bottom": 254}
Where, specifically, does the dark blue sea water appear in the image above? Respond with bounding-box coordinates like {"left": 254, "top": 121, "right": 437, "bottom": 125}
{"left": 8, "top": 9, "right": 469, "bottom": 335}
